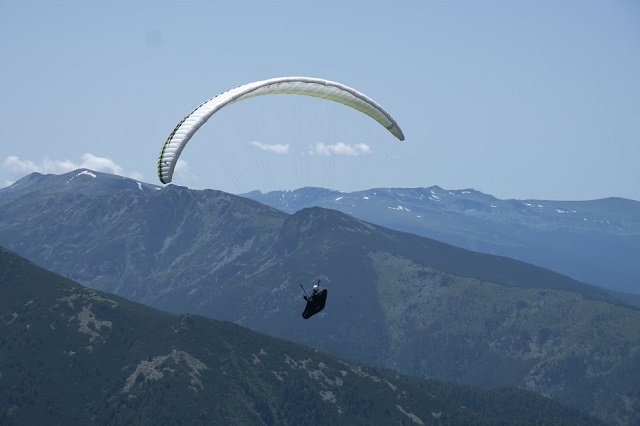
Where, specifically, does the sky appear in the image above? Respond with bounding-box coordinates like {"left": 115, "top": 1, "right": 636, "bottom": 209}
{"left": 1, "top": 0, "right": 639, "bottom": 201}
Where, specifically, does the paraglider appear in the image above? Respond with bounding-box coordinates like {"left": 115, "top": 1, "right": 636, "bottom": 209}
{"left": 301, "top": 280, "right": 328, "bottom": 319}
{"left": 157, "top": 76, "right": 405, "bottom": 184}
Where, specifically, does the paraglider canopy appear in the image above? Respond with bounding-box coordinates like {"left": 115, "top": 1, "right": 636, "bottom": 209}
{"left": 158, "top": 76, "right": 405, "bottom": 184}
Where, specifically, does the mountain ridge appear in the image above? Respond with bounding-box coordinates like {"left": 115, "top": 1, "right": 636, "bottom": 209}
{"left": 1, "top": 169, "right": 639, "bottom": 424}
{"left": 242, "top": 185, "right": 640, "bottom": 294}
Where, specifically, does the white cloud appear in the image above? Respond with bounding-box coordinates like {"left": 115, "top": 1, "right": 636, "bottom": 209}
{"left": 169, "top": 159, "right": 204, "bottom": 185}
{"left": 78, "top": 153, "right": 125, "bottom": 175}
{"left": 4, "top": 156, "right": 42, "bottom": 174}
{"left": 174, "top": 159, "right": 189, "bottom": 174}
{"left": 2, "top": 154, "right": 143, "bottom": 187}
{"left": 308, "top": 142, "right": 372, "bottom": 157}
{"left": 250, "top": 141, "right": 289, "bottom": 154}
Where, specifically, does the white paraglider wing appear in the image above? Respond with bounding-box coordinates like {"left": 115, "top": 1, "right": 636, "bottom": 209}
{"left": 158, "top": 76, "right": 404, "bottom": 184}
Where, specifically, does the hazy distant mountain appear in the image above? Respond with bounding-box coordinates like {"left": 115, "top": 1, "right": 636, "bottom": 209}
{"left": 1, "top": 169, "right": 639, "bottom": 424}
{"left": 1, "top": 246, "right": 607, "bottom": 426}
{"left": 242, "top": 186, "right": 640, "bottom": 295}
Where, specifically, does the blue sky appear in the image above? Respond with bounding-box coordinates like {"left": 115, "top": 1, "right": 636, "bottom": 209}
{"left": 1, "top": 0, "right": 639, "bottom": 200}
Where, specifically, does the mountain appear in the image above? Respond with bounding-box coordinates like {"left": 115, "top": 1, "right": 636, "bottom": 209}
{"left": 1, "top": 169, "right": 640, "bottom": 424}
{"left": 1, "top": 246, "right": 607, "bottom": 426}
{"left": 242, "top": 186, "right": 640, "bottom": 295}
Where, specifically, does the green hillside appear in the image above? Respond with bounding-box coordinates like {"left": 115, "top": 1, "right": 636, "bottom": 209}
{"left": 0, "top": 246, "right": 606, "bottom": 425}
